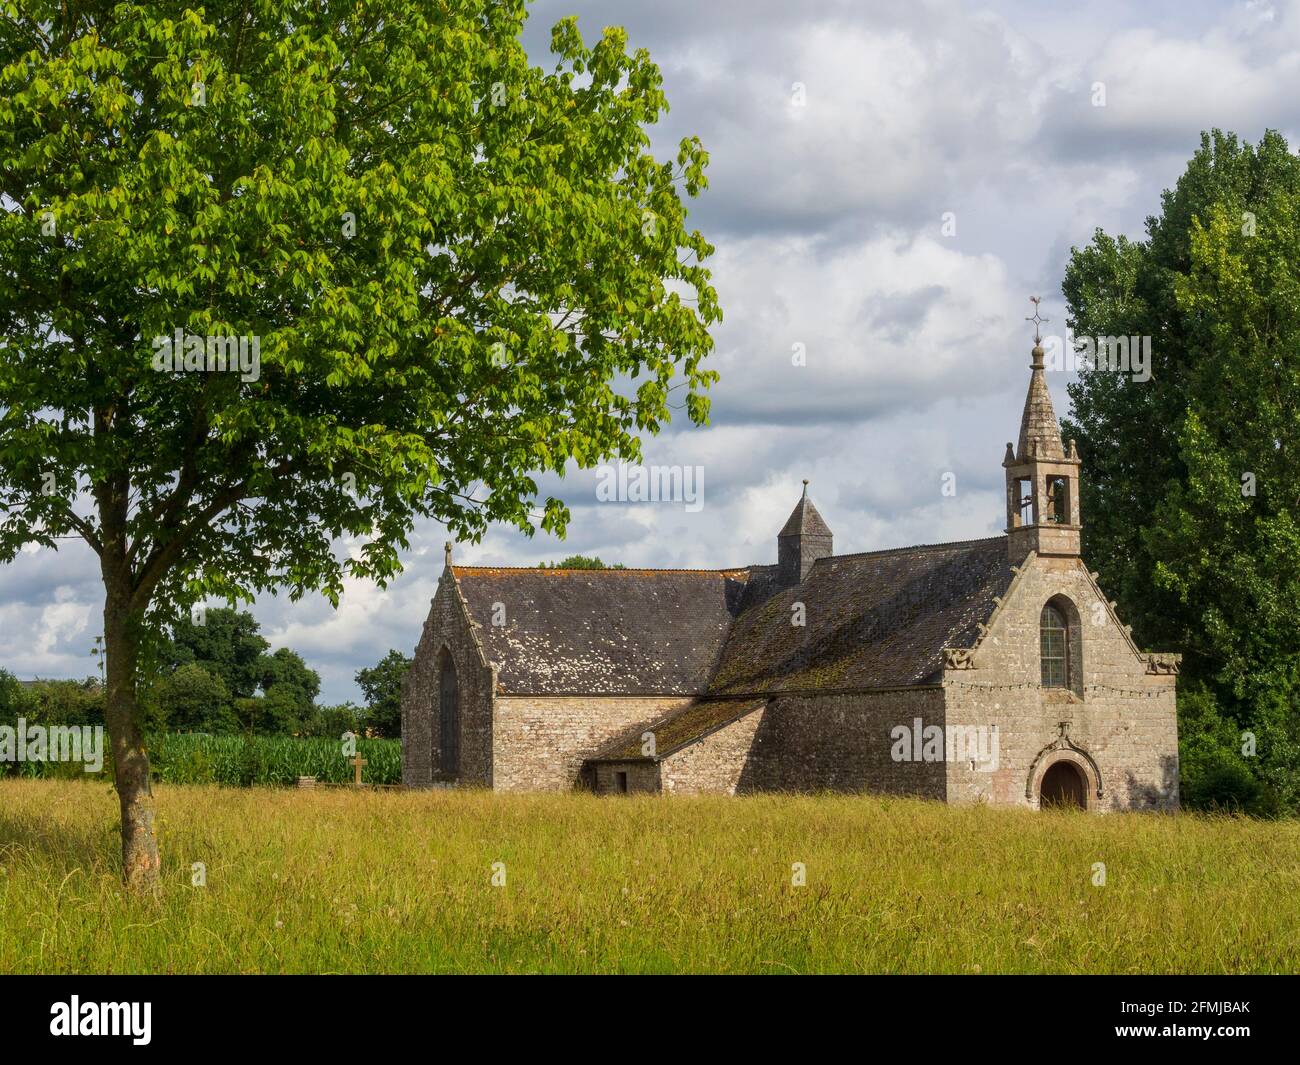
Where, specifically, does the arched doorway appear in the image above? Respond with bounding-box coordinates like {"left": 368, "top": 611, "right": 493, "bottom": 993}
{"left": 1039, "top": 760, "right": 1086, "bottom": 809}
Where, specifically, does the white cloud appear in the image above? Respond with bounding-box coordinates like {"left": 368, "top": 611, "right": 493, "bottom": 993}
{"left": 0, "top": 0, "right": 1282, "bottom": 701}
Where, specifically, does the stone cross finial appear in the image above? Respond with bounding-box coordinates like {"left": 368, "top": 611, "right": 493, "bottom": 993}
{"left": 444, "top": 541, "right": 453, "bottom": 567}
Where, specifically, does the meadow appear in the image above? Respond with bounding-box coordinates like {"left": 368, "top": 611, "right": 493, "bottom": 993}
{"left": 0, "top": 778, "right": 1297, "bottom": 974}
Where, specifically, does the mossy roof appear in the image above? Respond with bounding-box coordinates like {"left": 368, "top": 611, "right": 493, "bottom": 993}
{"left": 452, "top": 565, "right": 749, "bottom": 695}
{"left": 451, "top": 535, "right": 1011, "bottom": 697}
{"left": 707, "top": 537, "right": 1012, "bottom": 693}
{"left": 589, "top": 697, "right": 769, "bottom": 762}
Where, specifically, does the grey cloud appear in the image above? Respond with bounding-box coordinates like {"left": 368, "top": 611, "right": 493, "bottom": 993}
{"left": 0, "top": 1, "right": 1249, "bottom": 703}
{"left": 857, "top": 285, "right": 948, "bottom": 343}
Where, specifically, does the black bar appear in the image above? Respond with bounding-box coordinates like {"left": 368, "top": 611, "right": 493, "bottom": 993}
{"left": 1, "top": 975, "right": 1291, "bottom": 1052}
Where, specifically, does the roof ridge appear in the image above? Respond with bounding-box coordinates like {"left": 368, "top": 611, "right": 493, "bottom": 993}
{"left": 812, "top": 534, "right": 1006, "bottom": 564}
{"left": 452, "top": 538, "right": 1005, "bottom": 576}
{"left": 452, "top": 564, "right": 752, "bottom": 575}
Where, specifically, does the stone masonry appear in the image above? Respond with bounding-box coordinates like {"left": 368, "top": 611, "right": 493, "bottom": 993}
{"left": 402, "top": 337, "right": 1180, "bottom": 810}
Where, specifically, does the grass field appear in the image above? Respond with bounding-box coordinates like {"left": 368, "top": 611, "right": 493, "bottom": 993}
{"left": 1, "top": 778, "right": 1297, "bottom": 974}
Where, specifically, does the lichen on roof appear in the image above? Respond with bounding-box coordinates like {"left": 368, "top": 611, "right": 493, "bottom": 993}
{"left": 590, "top": 698, "right": 769, "bottom": 762}
{"left": 450, "top": 535, "right": 1012, "bottom": 698}
{"left": 708, "top": 537, "right": 1012, "bottom": 694}
{"left": 451, "top": 566, "right": 748, "bottom": 695}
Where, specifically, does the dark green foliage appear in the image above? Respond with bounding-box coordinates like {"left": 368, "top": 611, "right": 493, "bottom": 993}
{"left": 254, "top": 647, "right": 321, "bottom": 733}
{"left": 0, "top": 674, "right": 104, "bottom": 728}
{"left": 249, "top": 683, "right": 310, "bottom": 735}
{"left": 537, "top": 555, "right": 626, "bottom": 569}
{"left": 302, "top": 702, "right": 364, "bottom": 739}
{"left": 0, "top": 668, "right": 28, "bottom": 722}
{"left": 153, "top": 662, "right": 235, "bottom": 733}
{"left": 161, "top": 608, "right": 270, "bottom": 700}
{"left": 1062, "top": 129, "right": 1300, "bottom": 814}
{"left": 257, "top": 647, "right": 320, "bottom": 705}
{"left": 355, "top": 650, "right": 410, "bottom": 738}
{"left": 152, "top": 609, "right": 322, "bottom": 734}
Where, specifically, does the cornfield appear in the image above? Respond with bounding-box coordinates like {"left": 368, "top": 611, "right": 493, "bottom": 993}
{"left": 1, "top": 733, "right": 401, "bottom": 787}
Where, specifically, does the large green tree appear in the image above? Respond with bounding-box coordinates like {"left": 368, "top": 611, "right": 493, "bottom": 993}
{"left": 0, "top": 1, "right": 718, "bottom": 889}
{"left": 162, "top": 606, "right": 269, "bottom": 698}
{"left": 355, "top": 648, "right": 410, "bottom": 737}
{"left": 1062, "top": 129, "right": 1300, "bottom": 812}
{"left": 154, "top": 661, "right": 234, "bottom": 733}
{"left": 253, "top": 646, "right": 319, "bottom": 732}
{"left": 157, "top": 607, "right": 322, "bottom": 732}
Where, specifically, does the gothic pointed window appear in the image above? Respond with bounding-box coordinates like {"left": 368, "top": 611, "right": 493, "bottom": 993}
{"left": 438, "top": 650, "right": 459, "bottom": 775}
{"left": 1040, "top": 604, "right": 1068, "bottom": 688}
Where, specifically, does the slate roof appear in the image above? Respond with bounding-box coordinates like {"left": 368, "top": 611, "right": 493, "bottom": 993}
{"left": 451, "top": 566, "right": 749, "bottom": 695}
{"left": 451, "top": 534, "right": 1012, "bottom": 697}
{"left": 708, "top": 537, "right": 1012, "bottom": 693}
{"left": 590, "top": 697, "right": 769, "bottom": 762}
{"left": 779, "top": 487, "right": 833, "bottom": 539}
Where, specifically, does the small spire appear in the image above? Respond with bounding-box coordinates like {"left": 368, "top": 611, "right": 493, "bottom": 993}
{"left": 778, "top": 481, "right": 833, "bottom": 584}
{"left": 779, "top": 484, "right": 832, "bottom": 539}
{"left": 444, "top": 541, "right": 453, "bottom": 567}
{"left": 1015, "top": 297, "right": 1064, "bottom": 461}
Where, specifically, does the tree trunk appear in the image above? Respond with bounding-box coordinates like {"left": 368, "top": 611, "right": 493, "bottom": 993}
{"left": 103, "top": 582, "right": 160, "bottom": 893}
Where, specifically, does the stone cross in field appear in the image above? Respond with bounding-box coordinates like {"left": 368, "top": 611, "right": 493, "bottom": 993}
{"left": 350, "top": 752, "right": 367, "bottom": 787}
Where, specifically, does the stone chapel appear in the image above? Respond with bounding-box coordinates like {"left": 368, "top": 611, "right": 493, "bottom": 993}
{"left": 401, "top": 338, "right": 1181, "bottom": 810}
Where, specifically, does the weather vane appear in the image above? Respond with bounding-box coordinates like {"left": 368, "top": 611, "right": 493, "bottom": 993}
{"left": 1026, "top": 296, "right": 1049, "bottom": 344}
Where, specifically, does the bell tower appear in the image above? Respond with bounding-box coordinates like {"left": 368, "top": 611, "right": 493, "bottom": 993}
{"left": 1004, "top": 299, "right": 1081, "bottom": 565}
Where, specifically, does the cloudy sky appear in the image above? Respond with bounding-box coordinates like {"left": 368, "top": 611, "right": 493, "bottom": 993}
{"left": 3, "top": 0, "right": 1298, "bottom": 703}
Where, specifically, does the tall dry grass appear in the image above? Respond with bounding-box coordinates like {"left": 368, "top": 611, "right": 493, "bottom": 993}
{"left": 0, "top": 779, "right": 1296, "bottom": 973}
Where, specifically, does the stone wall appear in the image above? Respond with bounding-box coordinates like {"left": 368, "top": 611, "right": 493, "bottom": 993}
{"left": 942, "top": 553, "right": 1179, "bottom": 811}
{"left": 403, "top": 551, "right": 1178, "bottom": 810}
{"left": 593, "top": 760, "right": 661, "bottom": 794}
{"left": 659, "top": 705, "right": 768, "bottom": 795}
{"left": 401, "top": 567, "right": 496, "bottom": 788}
{"left": 739, "top": 688, "right": 947, "bottom": 796}
{"left": 493, "top": 695, "right": 695, "bottom": 791}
